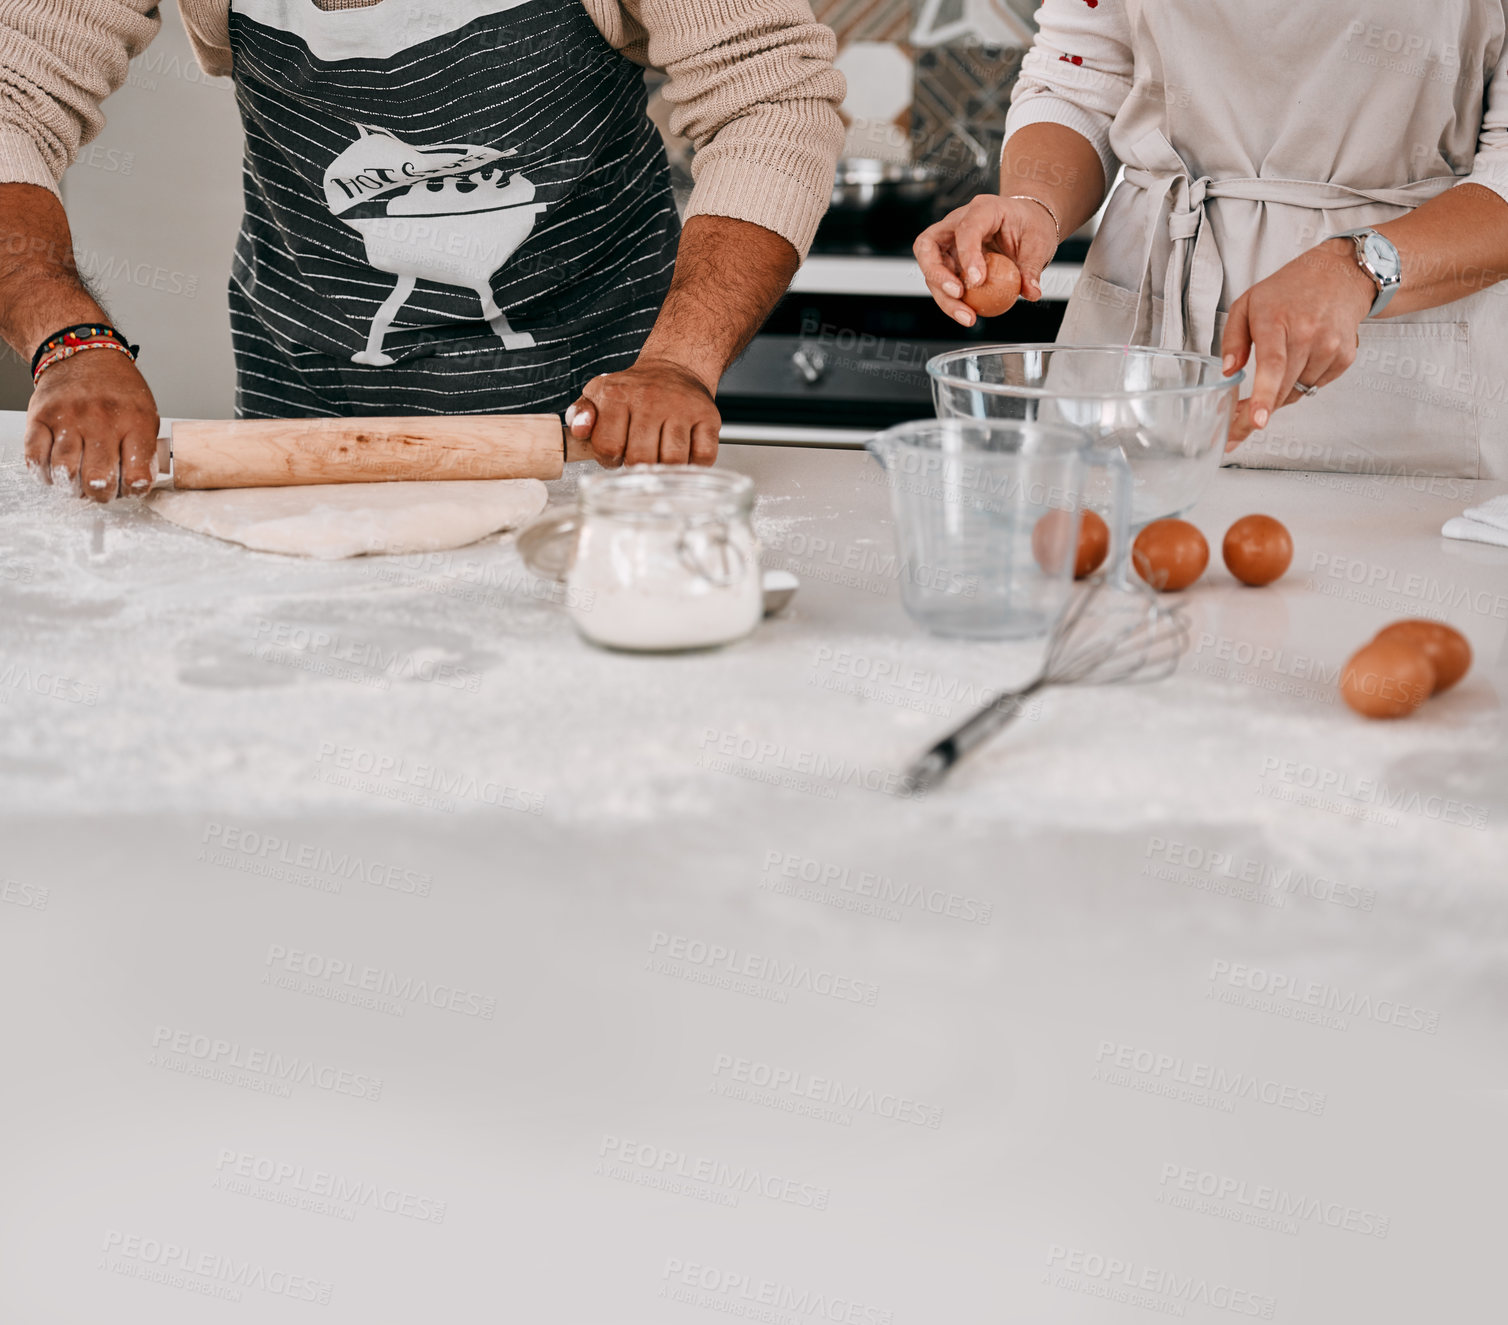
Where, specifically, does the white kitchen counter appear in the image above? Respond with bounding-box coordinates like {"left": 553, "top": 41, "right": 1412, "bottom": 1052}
{"left": 2, "top": 411, "right": 1506, "bottom": 1323}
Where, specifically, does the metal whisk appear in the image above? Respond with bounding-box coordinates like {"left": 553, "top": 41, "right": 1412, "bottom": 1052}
{"left": 903, "top": 578, "right": 1191, "bottom": 792}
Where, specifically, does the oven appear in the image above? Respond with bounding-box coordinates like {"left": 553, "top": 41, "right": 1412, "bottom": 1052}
{"left": 718, "top": 255, "right": 1081, "bottom": 447}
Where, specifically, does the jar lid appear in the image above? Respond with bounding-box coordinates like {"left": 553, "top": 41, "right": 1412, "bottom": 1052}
{"left": 579, "top": 464, "right": 754, "bottom": 522}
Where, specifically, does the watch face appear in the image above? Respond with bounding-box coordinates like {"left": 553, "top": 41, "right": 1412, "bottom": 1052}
{"left": 1362, "top": 232, "right": 1402, "bottom": 284}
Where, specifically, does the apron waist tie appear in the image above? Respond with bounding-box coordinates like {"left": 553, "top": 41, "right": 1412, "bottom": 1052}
{"left": 1121, "top": 131, "right": 1457, "bottom": 355}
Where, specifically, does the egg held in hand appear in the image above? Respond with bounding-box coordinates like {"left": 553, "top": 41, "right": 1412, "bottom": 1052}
{"left": 1373, "top": 620, "right": 1471, "bottom": 692}
{"left": 1339, "top": 639, "right": 1435, "bottom": 718}
{"left": 964, "top": 252, "right": 1023, "bottom": 318}
{"left": 1132, "top": 519, "right": 1208, "bottom": 592}
{"left": 1222, "top": 514, "right": 1292, "bottom": 586}
{"left": 1031, "top": 508, "right": 1110, "bottom": 579}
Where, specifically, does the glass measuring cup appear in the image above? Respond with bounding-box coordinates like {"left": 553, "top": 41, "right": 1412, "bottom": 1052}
{"left": 867, "top": 418, "right": 1132, "bottom": 639}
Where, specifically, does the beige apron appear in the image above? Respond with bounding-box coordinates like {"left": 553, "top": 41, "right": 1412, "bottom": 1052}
{"left": 1055, "top": 0, "right": 1508, "bottom": 478}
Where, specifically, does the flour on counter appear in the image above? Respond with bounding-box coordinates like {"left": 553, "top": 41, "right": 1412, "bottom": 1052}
{"left": 3, "top": 421, "right": 1505, "bottom": 882}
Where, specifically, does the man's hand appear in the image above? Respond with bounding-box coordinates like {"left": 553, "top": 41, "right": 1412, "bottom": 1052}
{"left": 1222, "top": 239, "right": 1375, "bottom": 449}
{"left": 566, "top": 215, "right": 800, "bottom": 467}
{"left": 2, "top": 181, "right": 159, "bottom": 500}
{"left": 568, "top": 357, "right": 718, "bottom": 467}
{"left": 25, "top": 349, "right": 160, "bottom": 500}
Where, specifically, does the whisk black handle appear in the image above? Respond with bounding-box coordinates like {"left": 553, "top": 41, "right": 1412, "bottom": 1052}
{"left": 902, "top": 681, "right": 1044, "bottom": 793}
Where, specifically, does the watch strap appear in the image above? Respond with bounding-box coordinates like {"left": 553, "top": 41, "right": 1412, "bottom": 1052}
{"left": 1328, "top": 227, "right": 1400, "bottom": 318}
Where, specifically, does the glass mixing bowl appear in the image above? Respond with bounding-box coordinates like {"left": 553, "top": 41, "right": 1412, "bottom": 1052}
{"left": 927, "top": 345, "right": 1243, "bottom": 526}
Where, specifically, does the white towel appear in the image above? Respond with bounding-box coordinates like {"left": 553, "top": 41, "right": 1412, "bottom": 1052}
{"left": 1442, "top": 493, "right": 1508, "bottom": 547}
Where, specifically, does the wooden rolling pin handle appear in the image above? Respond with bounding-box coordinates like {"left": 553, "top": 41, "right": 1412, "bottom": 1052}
{"left": 167, "top": 415, "right": 569, "bottom": 489}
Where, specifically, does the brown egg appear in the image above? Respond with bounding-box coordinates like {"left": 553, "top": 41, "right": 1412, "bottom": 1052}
{"left": 1222, "top": 514, "right": 1293, "bottom": 586}
{"left": 1132, "top": 519, "right": 1209, "bottom": 592}
{"left": 963, "top": 252, "right": 1023, "bottom": 318}
{"left": 1339, "top": 639, "right": 1435, "bottom": 718}
{"left": 1031, "top": 508, "right": 1110, "bottom": 579}
{"left": 1373, "top": 620, "right": 1471, "bottom": 693}
{"left": 1074, "top": 510, "right": 1110, "bottom": 578}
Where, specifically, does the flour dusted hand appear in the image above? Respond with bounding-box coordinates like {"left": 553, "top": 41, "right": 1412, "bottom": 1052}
{"left": 24, "top": 348, "right": 160, "bottom": 502}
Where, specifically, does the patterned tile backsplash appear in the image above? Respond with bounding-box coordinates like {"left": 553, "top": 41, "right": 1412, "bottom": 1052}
{"left": 649, "top": 1, "right": 1038, "bottom": 222}
{"left": 815, "top": 0, "right": 1034, "bottom": 176}
{"left": 814, "top": 0, "right": 914, "bottom": 46}
{"left": 911, "top": 0, "right": 1037, "bottom": 48}
{"left": 912, "top": 42, "right": 1027, "bottom": 209}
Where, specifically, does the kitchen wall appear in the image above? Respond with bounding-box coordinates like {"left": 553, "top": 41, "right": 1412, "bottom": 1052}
{"left": 820, "top": 0, "right": 1031, "bottom": 160}
{"left": 0, "top": 336, "right": 30, "bottom": 408}
{"left": 650, "top": 1, "right": 1035, "bottom": 210}
{"left": 1, "top": 3, "right": 245, "bottom": 416}
{"left": 823, "top": 0, "right": 1034, "bottom": 211}
{"left": 2, "top": 0, "right": 1036, "bottom": 416}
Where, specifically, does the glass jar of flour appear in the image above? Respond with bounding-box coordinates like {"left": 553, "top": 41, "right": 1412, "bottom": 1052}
{"left": 518, "top": 466, "right": 763, "bottom": 652}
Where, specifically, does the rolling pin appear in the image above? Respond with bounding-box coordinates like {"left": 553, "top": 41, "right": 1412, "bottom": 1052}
{"left": 154, "top": 415, "right": 596, "bottom": 489}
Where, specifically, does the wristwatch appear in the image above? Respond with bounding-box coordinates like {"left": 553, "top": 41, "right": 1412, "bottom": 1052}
{"left": 1328, "top": 227, "right": 1402, "bottom": 318}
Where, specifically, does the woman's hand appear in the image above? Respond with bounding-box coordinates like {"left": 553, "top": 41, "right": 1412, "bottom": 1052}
{"left": 914, "top": 194, "right": 1059, "bottom": 327}
{"left": 25, "top": 350, "right": 161, "bottom": 501}
{"left": 1222, "top": 240, "right": 1376, "bottom": 449}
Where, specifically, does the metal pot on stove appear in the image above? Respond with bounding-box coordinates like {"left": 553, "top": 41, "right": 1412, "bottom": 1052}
{"left": 815, "top": 159, "right": 946, "bottom": 253}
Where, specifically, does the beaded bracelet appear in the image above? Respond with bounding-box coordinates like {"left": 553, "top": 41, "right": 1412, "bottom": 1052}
{"left": 30, "top": 323, "right": 139, "bottom": 383}
{"left": 32, "top": 338, "right": 139, "bottom": 383}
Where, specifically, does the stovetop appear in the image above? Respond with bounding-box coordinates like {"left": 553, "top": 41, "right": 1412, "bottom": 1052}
{"left": 809, "top": 234, "right": 1091, "bottom": 263}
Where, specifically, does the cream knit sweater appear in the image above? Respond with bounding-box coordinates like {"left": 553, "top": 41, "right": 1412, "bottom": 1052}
{"left": 0, "top": 0, "right": 845, "bottom": 254}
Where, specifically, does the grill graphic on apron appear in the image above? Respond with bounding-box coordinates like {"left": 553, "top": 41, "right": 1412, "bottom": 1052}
{"left": 324, "top": 125, "right": 548, "bottom": 364}
{"left": 226, "top": 0, "right": 680, "bottom": 417}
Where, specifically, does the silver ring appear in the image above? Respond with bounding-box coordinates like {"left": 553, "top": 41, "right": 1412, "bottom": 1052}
{"left": 1293, "top": 381, "right": 1320, "bottom": 397}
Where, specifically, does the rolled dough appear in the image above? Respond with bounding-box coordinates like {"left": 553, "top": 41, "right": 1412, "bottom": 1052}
{"left": 147, "top": 479, "right": 549, "bottom": 559}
